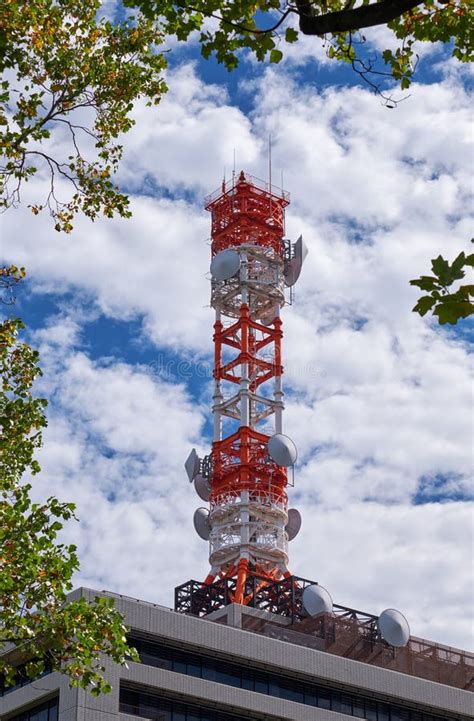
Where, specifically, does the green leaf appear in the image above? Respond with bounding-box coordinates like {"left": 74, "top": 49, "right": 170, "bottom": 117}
{"left": 409, "top": 276, "right": 439, "bottom": 292}
{"left": 269, "top": 49, "right": 283, "bottom": 64}
{"left": 285, "top": 28, "right": 298, "bottom": 43}
{"left": 412, "top": 295, "right": 437, "bottom": 316}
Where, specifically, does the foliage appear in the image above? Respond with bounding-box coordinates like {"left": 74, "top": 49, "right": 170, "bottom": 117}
{"left": 0, "top": 294, "right": 139, "bottom": 694}
{"left": 0, "top": 264, "right": 25, "bottom": 304}
{"left": 0, "top": 0, "right": 167, "bottom": 231}
{"left": 1, "top": 2, "right": 472, "bottom": 231}
{"left": 130, "top": 0, "right": 473, "bottom": 100}
{"left": 410, "top": 250, "right": 474, "bottom": 324}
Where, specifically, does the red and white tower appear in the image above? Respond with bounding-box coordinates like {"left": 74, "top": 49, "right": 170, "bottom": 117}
{"left": 185, "top": 171, "right": 307, "bottom": 606}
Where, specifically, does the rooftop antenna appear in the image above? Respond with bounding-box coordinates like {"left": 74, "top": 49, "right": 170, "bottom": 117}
{"left": 233, "top": 148, "right": 236, "bottom": 186}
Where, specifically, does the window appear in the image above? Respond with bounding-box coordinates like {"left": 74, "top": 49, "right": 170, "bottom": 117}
{"left": 119, "top": 686, "right": 251, "bottom": 721}
{"left": 128, "top": 635, "right": 458, "bottom": 721}
{"left": 8, "top": 697, "right": 58, "bottom": 721}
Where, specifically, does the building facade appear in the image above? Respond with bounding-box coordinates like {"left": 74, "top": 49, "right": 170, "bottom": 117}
{"left": 1, "top": 587, "right": 472, "bottom": 721}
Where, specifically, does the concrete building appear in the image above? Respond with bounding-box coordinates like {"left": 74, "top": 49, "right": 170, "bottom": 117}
{"left": 1, "top": 586, "right": 472, "bottom": 721}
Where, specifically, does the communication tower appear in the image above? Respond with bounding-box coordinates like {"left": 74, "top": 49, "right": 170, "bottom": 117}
{"left": 184, "top": 171, "right": 307, "bottom": 606}
{"left": 179, "top": 172, "right": 410, "bottom": 655}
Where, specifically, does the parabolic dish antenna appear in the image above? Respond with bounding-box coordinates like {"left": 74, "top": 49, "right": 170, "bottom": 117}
{"left": 193, "top": 507, "right": 210, "bottom": 541}
{"left": 194, "top": 474, "right": 211, "bottom": 502}
{"left": 210, "top": 249, "right": 240, "bottom": 281}
{"left": 378, "top": 608, "right": 410, "bottom": 647}
{"left": 185, "top": 448, "right": 200, "bottom": 483}
{"left": 285, "top": 508, "right": 302, "bottom": 541}
{"left": 302, "top": 584, "right": 333, "bottom": 617}
{"left": 284, "top": 235, "right": 308, "bottom": 287}
{"left": 268, "top": 433, "right": 298, "bottom": 467}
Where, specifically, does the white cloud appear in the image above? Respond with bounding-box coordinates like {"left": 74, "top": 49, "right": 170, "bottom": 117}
{"left": 3, "top": 56, "right": 473, "bottom": 651}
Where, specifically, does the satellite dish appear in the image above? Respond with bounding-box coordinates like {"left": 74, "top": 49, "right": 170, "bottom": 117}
{"left": 185, "top": 448, "right": 200, "bottom": 483}
{"left": 285, "top": 508, "right": 302, "bottom": 541}
{"left": 194, "top": 474, "right": 211, "bottom": 502}
{"left": 378, "top": 609, "right": 410, "bottom": 647}
{"left": 210, "top": 249, "right": 240, "bottom": 281}
{"left": 284, "top": 235, "right": 308, "bottom": 287}
{"left": 268, "top": 433, "right": 298, "bottom": 466}
{"left": 193, "top": 507, "right": 210, "bottom": 541}
{"left": 302, "top": 584, "right": 333, "bottom": 617}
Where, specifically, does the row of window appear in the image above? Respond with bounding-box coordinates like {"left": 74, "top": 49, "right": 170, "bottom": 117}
{"left": 7, "top": 696, "right": 58, "bottom": 721}
{"left": 129, "top": 635, "right": 455, "bottom": 721}
{"left": 120, "top": 687, "right": 259, "bottom": 721}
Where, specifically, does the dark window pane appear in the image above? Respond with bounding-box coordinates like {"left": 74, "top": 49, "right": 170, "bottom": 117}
{"left": 201, "top": 663, "right": 216, "bottom": 681}
{"left": 366, "top": 701, "right": 378, "bottom": 721}
{"left": 172, "top": 712, "right": 186, "bottom": 721}
{"left": 391, "top": 710, "right": 410, "bottom": 721}
{"left": 173, "top": 659, "right": 187, "bottom": 675}
{"left": 304, "top": 690, "right": 318, "bottom": 706}
{"left": 331, "top": 691, "right": 342, "bottom": 712}
{"left": 242, "top": 675, "right": 254, "bottom": 691}
{"left": 353, "top": 698, "right": 365, "bottom": 718}
{"left": 186, "top": 659, "right": 201, "bottom": 678}
{"left": 280, "top": 682, "right": 304, "bottom": 703}
{"left": 340, "top": 694, "right": 352, "bottom": 714}
{"left": 216, "top": 666, "right": 240, "bottom": 687}
{"left": 254, "top": 673, "right": 268, "bottom": 695}
{"left": 318, "top": 690, "right": 331, "bottom": 709}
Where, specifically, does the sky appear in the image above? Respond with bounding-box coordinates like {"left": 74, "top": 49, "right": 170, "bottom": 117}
{"left": 1, "top": 5, "right": 473, "bottom": 650}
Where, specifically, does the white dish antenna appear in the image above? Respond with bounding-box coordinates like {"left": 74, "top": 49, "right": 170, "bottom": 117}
{"left": 185, "top": 448, "right": 201, "bottom": 483}
{"left": 268, "top": 433, "right": 297, "bottom": 466}
{"left": 285, "top": 508, "right": 302, "bottom": 541}
{"left": 378, "top": 608, "right": 410, "bottom": 647}
{"left": 193, "top": 507, "right": 210, "bottom": 541}
{"left": 194, "top": 474, "right": 211, "bottom": 502}
{"left": 302, "top": 584, "right": 333, "bottom": 617}
{"left": 210, "top": 249, "right": 240, "bottom": 281}
{"left": 284, "top": 235, "right": 308, "bottom": 287}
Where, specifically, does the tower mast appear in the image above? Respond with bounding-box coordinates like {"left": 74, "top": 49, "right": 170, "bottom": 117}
{"left": 185, "top": 170, "right": 306, "bottom": 606}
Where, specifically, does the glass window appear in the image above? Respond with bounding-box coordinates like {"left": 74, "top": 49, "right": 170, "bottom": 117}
{"left": 317, "top": 690, "right": 331, "bottom": 709}
{"left": 173, "top": 659, "right": 187, "bottom": 675}
{"left": 186, "top": 658, "right": 201, "bottom": 678}
{"left": 391, "top": 709, "right": 410, "bottom": 721}
{"left": 280, "top": 681, "right": 304, "bottom": 703}
{"left": 127, "top": 635, "right": 457, "bottom": 721}
{"left": 30, "top": 710, "right": 48, "bottom": 721}
{"left": 340, "top": 694, "right": 353, "bottom": 714}
{"left": 254, "top": 672, "right": 268, "bottom": 695}
{"left": 215, "top": 664, "right": 240, "bottom": 687}
{"left": 353, "top": 698, "right": 365, "bottom": 718}
{"left": 366, "top": 700, "right": 378, "bottom": 721}
{"left": 201, "top": 662, "right": 216, "bottom": 681}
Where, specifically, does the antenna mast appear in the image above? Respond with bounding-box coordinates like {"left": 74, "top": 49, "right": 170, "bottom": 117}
{"left": 184, "top": 170, "right": 307, "bottom": 607}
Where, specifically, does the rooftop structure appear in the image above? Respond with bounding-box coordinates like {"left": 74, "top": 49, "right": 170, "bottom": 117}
{"left": 1, "top": 588, "right": 472, "bottom": 721}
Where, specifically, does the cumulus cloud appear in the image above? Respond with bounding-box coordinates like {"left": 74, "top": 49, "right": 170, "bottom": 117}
{"left": 3, "top": 56, "right": 472, "bottom": 650}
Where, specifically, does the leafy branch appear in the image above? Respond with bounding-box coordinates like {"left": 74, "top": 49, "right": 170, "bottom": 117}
{"left": 1, "top": 0, "right": 167, "bottom": 232}
{"left": 0, "top": 270, "right": 138, "bottom": 693}
{"left": 410, "top": 249, "right": 474, "bottom": 324}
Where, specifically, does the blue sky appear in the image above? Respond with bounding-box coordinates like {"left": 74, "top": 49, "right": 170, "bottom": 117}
{"left": 1, "top": 6, "right": 473, "bottom": 649}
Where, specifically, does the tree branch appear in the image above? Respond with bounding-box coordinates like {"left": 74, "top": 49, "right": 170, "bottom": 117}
{"left": 295, "top": 0, "right": 422, "bottom": 35}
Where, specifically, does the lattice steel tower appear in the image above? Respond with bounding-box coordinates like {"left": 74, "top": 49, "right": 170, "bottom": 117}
{"left": 185, "top": 171, "right": 307, "bottom": 605}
